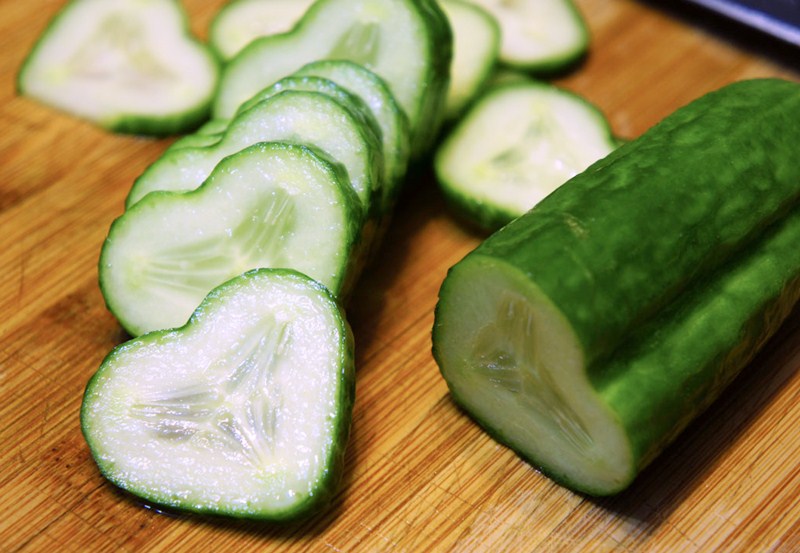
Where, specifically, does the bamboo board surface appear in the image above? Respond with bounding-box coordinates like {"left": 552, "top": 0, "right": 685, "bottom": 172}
{"left": 2, "top": 0, "right": 800, "bottom": 551}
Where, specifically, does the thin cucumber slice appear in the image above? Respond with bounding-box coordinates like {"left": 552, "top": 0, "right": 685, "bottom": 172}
{"left": 465, "top": 0, "right": 588, "bottom": 73}
{"left": 83, "top": 268, "right": 355, "bottom": 520}
{"left": 439, "top": 0, "right": 500, "bottom": 120}
{"left": 435, "top": 80, "right": 617, "bottom": 231}
{"left": 213, "top": 0, "right": 451, "bottom": 158}
{"left": 101, "top": 142, "right": 362, "bottom": 336}
{"left": 166, "top": 119, "right": 229, "bottom": 152}
{"left": 293, "top": 60, "right": 411, "bottom": 207}
{"left": 17, "top": 0, "right": 219, "bottom": 136}
{"left": 433, "top": 78, "right": 800, "bottom": 495}
{"left": 209, "top": 0, "right": 315, "bottom": 60}
{"left": 126, "top": 89, "right": 383, "bottom": 219}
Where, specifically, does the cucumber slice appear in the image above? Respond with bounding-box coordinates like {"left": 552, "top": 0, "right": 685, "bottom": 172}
{"left": 83, "top": 268, "right": 355, "bottom": 520}
{"left": 213, "top": 0, "right": 451, "bottom": 157}
{"left": 17, "top": 0, "right": 219, "bottom": 136}
{"left": 209, "top": 0, "right": 315, "bottom": 60}
{"left": 293, "top": 60, "right": 411, "bottom": 208}
{"left": 439, "top": 0, "right": 500, "bottom": 120}
{"left": 465, "top": 0, "right": 588, "bottom": 73}
{"left": 433, "top": 78, "right": 800, "bottom": 495}
{"left": 126, "top": 89, "right": 383, "bottom": 218}
{"left": 166, "top": 119, "right": 229, "bottom": 152}
{"left": 434, "top": 80, "right": 617, "bottom": 231}
{"left": 101, "top": 142, "right": 362, "bottom": 336}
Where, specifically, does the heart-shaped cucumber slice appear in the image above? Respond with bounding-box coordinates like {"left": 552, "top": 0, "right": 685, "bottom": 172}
{"left": 17, "top": 0, "right": 219, "bottom": 135}
{"left": 100, "top": 141, "right": 362, "bottom": 336}
{"left": 82, "top": 268, "right": 355, "bottom": 520}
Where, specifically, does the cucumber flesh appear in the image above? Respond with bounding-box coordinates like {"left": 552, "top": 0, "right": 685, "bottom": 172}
{"left": 102, "top": 142, "right": 362, "bottom": 336}
{"left": 435, "top": 80, "right": 617, "bottom": 231}
{"left": 18, "top": 0, "right": 219, "bottom": 135}
{"left": 213, "top": 0, "right": 451, "bottom": 157}
{"left": 126, "top": 89, "right": 383, "bottom": 218}
{"left": 465, "top": 0, "right": 588, "bottom": 72}
{"left": 82, "top": 268, "right": 355, "bottom": 520}
{"left": 439, "top": 0, "right": 500, "bottom": 120}
{"left": 433, "top": 78, "right": 800, "bottom": 495}
{"left": 435, "top": 258, "right": 632, "bottom": 491}
{"left": 209, "top": 0, "right": 315, "bottom": 60}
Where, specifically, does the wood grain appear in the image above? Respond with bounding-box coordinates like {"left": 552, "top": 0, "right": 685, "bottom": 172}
{"left": 2, "top": 0, "right": 799, "bottom": 551}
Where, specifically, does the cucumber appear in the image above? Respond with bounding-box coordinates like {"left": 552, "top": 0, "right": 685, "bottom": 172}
{"left": 82, "top": 268, "right": 354, "bottom": 520}
{"left": 17, "top": 0, "right": 219, "bottom": 136}
{"left": 212, "top": 0, "right": 452, "bottom": 157}
{"left": 432, "top": 78, "right": 800, "bottom": 495}
{"left": 125, "top": 88, "right": 383, "bottom": 218}
{"left": 293, "top": 60, "right": 411, "bottom": 208}
{"left": 101, "top": 142, "right": 362, "bottom": 337}
{"left": 165, "top": 119, "right": 229, "bottom": 152}
{"left": 464, "top": 0, "right": 588, "bottom": 73}
{"left": 439, "top": 0, "right": 500, "bottom": 120}
{"left": 434, "top": 79, "right": 617, "bottom": 231}
{"left": 209, "top": 0, "right": 315, "bottom": 60}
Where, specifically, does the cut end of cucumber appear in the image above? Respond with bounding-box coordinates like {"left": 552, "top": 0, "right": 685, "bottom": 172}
{"left": 433, "top": 255, "right": 634, "bottom": 495}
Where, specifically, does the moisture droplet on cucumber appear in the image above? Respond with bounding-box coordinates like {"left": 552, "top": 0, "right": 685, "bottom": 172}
{"left": 435, "top": 79, "right": 617, "bottom": 231}
{"left": 82, "top": 268, "right": 355, "bottom": 520}
{"left": 17, "top": 0, "right": 219, "bottom": 135}
{"left": 432, "top": 78, "right": 800, "bottom": 495}
{"left": 101, "top": 142, "right": 362, "bottom": 337}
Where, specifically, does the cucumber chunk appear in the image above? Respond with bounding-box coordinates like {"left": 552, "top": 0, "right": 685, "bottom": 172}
{"left": 435, "top": 80, "right": 617, "bottom": 231}
{"left": 83, "top": 268, "right": 355, "bottom": 520}
{"left": 464, "top": 0, "right": 588, "bottom": 73}
{"left": 101, "top": 142, "right": 362, "bottom": 336}
{"left": 293, "top": 60, "right": 411, "bottom": 208}
{"left": 126, "top": 89, "right": 383, "bottom": 218}
{"left": 433, "top": 78, "right": 800, "bottom": 495}
{"left": 209, "top": 0, "right": 315, "bottom": 60}
{"left": 439, "top": 0, "right": 500, "bottom": 120}
{"left": 213, "top": 0, "right": 451, "bottom": 157}
{"left": 17, "top": 0, "right": 219, "bottom": 135}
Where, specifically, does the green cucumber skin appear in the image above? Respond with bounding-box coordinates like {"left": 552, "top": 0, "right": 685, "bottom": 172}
{"left": 598, "top": 207, "right": 800, "bottom": 476}
{"left": 480, "top": 79, "right": 800, "bottom": 365}
{"left": 82, "top": 268, "right": 356, "bottom": 521}
{"left": 434, "top": 78, "right": 800, "bottom": 494}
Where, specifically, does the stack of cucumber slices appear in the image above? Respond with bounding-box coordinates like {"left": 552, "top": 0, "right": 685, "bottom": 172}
{"left": 17, "top": 0, "right": 455, "bottom": 521}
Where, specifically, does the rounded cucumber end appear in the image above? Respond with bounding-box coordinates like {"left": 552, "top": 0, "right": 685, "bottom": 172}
{"left": 433, "top": 254, "right": 634, "bottom": 495}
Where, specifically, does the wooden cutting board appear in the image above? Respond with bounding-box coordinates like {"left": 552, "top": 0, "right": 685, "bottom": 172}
{"left": 2, "top": 0, "right": 799, "bottom": 550}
